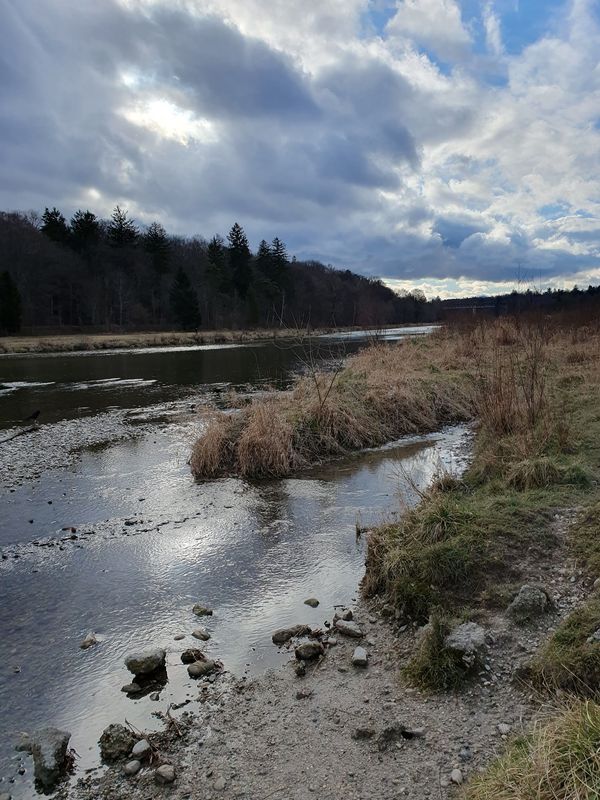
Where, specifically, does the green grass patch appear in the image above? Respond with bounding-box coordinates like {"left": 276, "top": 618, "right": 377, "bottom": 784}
{"left": 463, "top": 700, "right": 600, "bottom": 800}
{"left": 404, "top": 611, "right": 482, "bottom": 692}
{"left": 525, "top": 598, "right": 600, "bottom": 696}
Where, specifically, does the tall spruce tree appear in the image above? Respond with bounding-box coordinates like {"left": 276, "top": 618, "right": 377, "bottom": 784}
{"left": 144, "top": 222, "right": 170, "bottom": 274}
{"left": 0, "top": 271, "right": 22, "bottom": 333}
{"left": 108, "top": 206, "right": 138, "bottom": 248}
{"left": 207, "top": 234, "right": 231, "bottom": 294}
{"left": 227, "top": 222, "right": 251, "bottom": 299}
{"left": 70, "top": 210, "right": 100, "bottom": 255}
{"left": 41, "top": 207, "right": 70, "bottom": 245}
{"left": 270, "top": 237, "right": 289, "bottom": 287}
{"left": 170, "top": 267, "right": 201, "bottom": 330}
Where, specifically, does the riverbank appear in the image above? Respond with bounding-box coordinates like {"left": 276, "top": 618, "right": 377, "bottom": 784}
{"left": 0, "top": 325, "right": 413, "bottom": 355}
{"left": 60, "top": 317, "right": 600, "bottom": 800}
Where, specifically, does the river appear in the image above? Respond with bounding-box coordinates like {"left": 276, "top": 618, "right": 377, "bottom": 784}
{"left": 0, "top": 326, "right": 471, "bottom": 797}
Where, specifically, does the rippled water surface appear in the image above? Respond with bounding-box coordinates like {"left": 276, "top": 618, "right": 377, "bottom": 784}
{"left": 0, "top": 326, "right": 468, "bottom": 797}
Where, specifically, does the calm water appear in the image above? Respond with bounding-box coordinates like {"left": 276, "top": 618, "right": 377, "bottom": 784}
{"left": 0, "top": 326, "right": 467, "bottom": 797}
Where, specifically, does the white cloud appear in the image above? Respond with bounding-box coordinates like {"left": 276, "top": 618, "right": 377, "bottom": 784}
{"left": 0, "top": 0, "right": 599, "bottom": 294}
{"left": 386, "top": 0, "right": 472, "bottom": 61}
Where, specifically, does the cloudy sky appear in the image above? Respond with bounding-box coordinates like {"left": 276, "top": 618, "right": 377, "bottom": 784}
{"left": 1, "top": 0, "right": 599, "bottom": 297}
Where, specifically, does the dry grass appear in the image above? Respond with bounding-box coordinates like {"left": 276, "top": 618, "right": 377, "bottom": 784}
{"left": 191, "top": 330, "right": 472, "bottom": 479}
{"left": 463, "top": 700, "right": 600, "bottom": 800}
{"left": 362, "top": 318, "right": 600, "bottom": 624}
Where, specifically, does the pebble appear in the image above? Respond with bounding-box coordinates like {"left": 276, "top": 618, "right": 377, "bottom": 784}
{"left": 131, "top": 739, "right": 151, "bottom": 758}
{"left": 352, "top": 646, "right": 368, "bottom": 667}
{"left": 335, "top": 619, "right": 364, "bottom": 638}
{"left": 451, "top": 768, "right": 463, "bottom": 785}
{"left": 192, "top": 628, "right": 211, "bottom": 641}
{"left": 192, "top": 604, "right": 213, "bottom": 617}
{"left": 121, "top": 683, "right": 142, "bottom": 694}
{"left": 80, "top": 632, "right": 98, "bottom": 650}
{"left": 123, "top": 760, "right": 141, "bottom": 776}
{"left": 304, "top": 598, "right": 319, "bottom": 607}
{"left": 214, "top": 776, "right": 227, "bottom": 791}
{"left": 174, "top": 634, "right": 185, "bottom": 641}
{"left": 155, "top": 764, "right": 176, "bottom": 784}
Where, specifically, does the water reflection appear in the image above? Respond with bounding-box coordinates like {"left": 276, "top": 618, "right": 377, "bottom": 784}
{"left": 0, "top": 420, "right": 469, "bottom": 798}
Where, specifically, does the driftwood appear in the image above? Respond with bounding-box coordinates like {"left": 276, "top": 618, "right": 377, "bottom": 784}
{"left": 0, "top": 425, "right": 38, "bottom": 443}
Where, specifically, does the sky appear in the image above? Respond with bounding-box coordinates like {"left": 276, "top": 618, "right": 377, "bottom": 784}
{"left": 1, "top": 1, "right": 599, "bottom": 298}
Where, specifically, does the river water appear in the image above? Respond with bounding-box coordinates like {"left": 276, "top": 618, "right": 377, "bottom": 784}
{"left": 0, "top": 327, "right": 470, "bottom": 797}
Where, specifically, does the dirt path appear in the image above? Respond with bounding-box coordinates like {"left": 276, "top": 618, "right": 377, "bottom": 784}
{"left": 66, "top": 509, "right": 592, "bottom": 800}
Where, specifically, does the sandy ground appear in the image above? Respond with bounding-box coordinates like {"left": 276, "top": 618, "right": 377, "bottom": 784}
{"left": 65, "top": 509, "right": 592, "bottom": 800}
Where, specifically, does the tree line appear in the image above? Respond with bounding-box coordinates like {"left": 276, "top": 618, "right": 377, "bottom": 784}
{"left": 0, "top": 207, "right": 436, "bottom": 334}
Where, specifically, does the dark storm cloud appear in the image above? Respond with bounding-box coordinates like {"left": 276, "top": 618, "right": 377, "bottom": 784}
{"left": 0, "top": 0, "right": 598, "bottom": 291}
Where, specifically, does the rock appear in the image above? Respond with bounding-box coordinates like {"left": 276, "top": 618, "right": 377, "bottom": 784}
{"left": 326, "top": 637, "right": 338, "bottom": 647}
{"left": 507, "top": 585, "right": 549, "bottom": 622}
{"left": 192, "top": 604, "right": 213, "bottom": 617}
{"left": 80, "top": 632, "right": 98, "bottom": 649}
{"left": 180, "top": 648, "right": 205, "bottom": 664}
{"left": 444, "top": 622, "right": 486, "bottom": 668}
{"left": 296, "top": 688, "right": 313, "bottom": 700}
{"left": 451, "top": 768, "right": 463, "bottom": 785}
{"left": 334, "top": 619, "right": 364, "bottom": 638}
{"left": 121, "top": 682, "right": 142, "bottom": 694}
{"left": 99, "top": 724, "right": 135, "bottom": 762}
{"left": 498, "top": 723, "right": 511, "bottom": 736}
{"left": 587, "top": 628, "right": 600, "bottom": 644}
{"left": 192, "top": 627, "right": 211, "bottom": 641}
{"left": 173, "top": 634, "right": 185, "bottom": 641}
{"left": 294, "top": 641, "right": 325, "bottom": 661}
{"left": 352, "top": 727, "right": 376, "bottom": 740}
{"left": 124, "top": 648, "right": 166, "bottom": 676}
{"left": 131, "top": 739, "right": 151, "bottom": 758}
{"left": 0, "top": 792, "right": 12, "bottom": 800}
{"left": 155, "top": 764, "right": 176, "bottom": 784}
{"left": 187, "top": 659, "right": 216, "bottom": 678}
{"left": 352, "top": 646, "right": 368, "bottom": 667}
{"left": 123, "top": 760, "right": 141, "bottom": 776}
{"left": 304, "top": 598, "right": 319, "bottom": 607}
{"left": 214, "top": 776, "right": 227, "bottom": 791}
{"left": 16, "top": 728, "right": 71, "bottom": 791}
{"left": 295, "top": 662, "right": 306, "bottom": 677}
{"left": 593, "top": 577, "right": 600, "bottom": 590}
{"left": 272, "top": 624, "right": 311, "bottom": 645}
{"left": 150, "top": 692, "right": 160, "bottom": 701}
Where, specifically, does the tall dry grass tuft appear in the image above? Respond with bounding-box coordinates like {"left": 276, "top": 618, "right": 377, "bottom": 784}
{"left": 463, "top": 700, "right": 600, "bottom": 800}
{"left": 236, "top": 402, "right": 302, "bottom": 478}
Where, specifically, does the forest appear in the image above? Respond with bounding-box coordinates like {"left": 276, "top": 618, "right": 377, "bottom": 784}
{"left": 0, "top": 207, "right": 435, "bottom": 334}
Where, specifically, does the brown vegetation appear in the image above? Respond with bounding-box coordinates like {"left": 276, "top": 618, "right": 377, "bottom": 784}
{"left": 190, "top": 328, "right": 473, "bottom": 479}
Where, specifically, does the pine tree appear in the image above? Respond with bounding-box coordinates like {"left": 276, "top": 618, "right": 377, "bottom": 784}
{"left": 0, "top": 271, "right": 22, "bottom": 333}
{"left": 144, "top": 222, "right": 170, "bottom": 274}
{"left": 108, "top": 206, "right": 138, "bottom": 248}
{"left": 256, "top": 239, "right": 272, "bottom": 276}
{"left": 170, "top": 268, "right": 201, "bottom": 330}
{"left": 271, "top": 237, "right": 289, "bottom": 287}
{"left": 70, "top": 210, "right": 100, "bottom": 254}
{"left": 227, "top": 222, "right": 251, "bottom": 299}
{"left": 207, "top": 235, "right": 231, "bottom": 294}
{"left": 41, "top": 207, "right": 70, "bottom": 245}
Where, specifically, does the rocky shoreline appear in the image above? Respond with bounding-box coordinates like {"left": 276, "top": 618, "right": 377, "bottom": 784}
{"left": 45, "top": 517, "right": 591, "bottom": 800}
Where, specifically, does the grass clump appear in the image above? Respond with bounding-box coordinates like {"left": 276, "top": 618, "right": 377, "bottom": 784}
{"left": 363, "top": 488, "right": 483, "bottom": 620}
{"left": 463, "top": 700, "right": 600, "bottom": 800}
{"left": 525, "top": 598, "right": 600, "bottom": 696}
{"left": 404, "top": 611, "right": 483, "bottom": 691}
{"left": 191, "top": 333, "right": 472, "bottom": 479}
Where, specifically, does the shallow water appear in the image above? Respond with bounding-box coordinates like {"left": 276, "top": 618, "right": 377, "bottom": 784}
{"left": 0, "top": 325, "right": 466, "bottom": 797}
